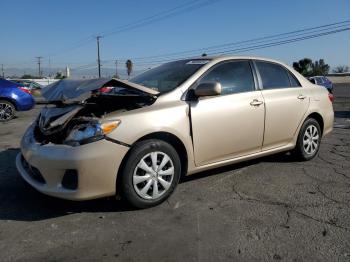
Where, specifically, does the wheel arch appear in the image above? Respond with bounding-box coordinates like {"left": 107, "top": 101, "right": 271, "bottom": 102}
{"left": 0, "top": 97, "right": 18, "bottom": 110}
{"left": 306, "top": 112, "right": 324, "bottom": 135}
{"left": 115, "top": 131, "right": 189, "bottom": 197}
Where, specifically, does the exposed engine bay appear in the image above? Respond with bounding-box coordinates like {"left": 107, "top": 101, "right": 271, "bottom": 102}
{"left": 34, "top": 78, "right": 158, "bottom": 145}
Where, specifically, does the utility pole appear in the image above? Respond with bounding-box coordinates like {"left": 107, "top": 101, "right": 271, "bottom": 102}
{"left": 96, "top": 36, "right": 101, "bottom": 78}
{"left": 115, "top": 60, "right": 119, "bottom": 78}
{"left": 36, "top": 56, "right": 43, "bottom": 77}
{"left": 1, "top": 64, "right": 4, "bottom": 78}
{"left": 48, "top": 57, "right": 51, "bottom": 78}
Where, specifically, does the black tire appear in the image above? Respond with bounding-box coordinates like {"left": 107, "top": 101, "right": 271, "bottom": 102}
{"left": 293, "top": 118, "right": 322, "bottom": 161}
{"left": 120, "top": 139, "right": 181, "bottom": 209}
{"left": 0, "top": 100, "right": 15, "bottom": 122}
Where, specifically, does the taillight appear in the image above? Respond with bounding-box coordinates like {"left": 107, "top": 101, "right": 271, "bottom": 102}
{"left": 98, "top": 86, "right": 113, "bottom": 93}
{"left": 18, "top": 86, "right": 31, "bottom": 94}
{"left": 328, "top": 93, "right": 334, "bottom": 103}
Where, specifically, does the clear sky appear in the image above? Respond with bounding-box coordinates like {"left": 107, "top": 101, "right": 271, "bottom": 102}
{"left": 1, "top": 0, "right": 349, "bottom": 73}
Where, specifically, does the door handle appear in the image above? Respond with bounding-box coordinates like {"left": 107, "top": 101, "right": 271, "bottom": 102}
{"left": 297, "top": 95, "right": 307, "bottom": 100}
{"left": 250, "top": 99, "right": 264, "bottom": 106}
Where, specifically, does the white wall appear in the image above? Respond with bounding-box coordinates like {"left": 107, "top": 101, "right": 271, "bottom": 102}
{"left": 327, "top": 76, "right": 350, "bottom": 84}
{"left": 10, "top": 78, "right": 59, "bottom": 86}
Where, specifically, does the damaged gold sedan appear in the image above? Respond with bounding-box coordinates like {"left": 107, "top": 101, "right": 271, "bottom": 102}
{"left": 16, "top": 56, "right": 334, "bottom": 208}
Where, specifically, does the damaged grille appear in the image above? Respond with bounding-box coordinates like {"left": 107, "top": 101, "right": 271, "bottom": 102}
{"left": 33, "top": 93, "right": 155, "bottom": 144}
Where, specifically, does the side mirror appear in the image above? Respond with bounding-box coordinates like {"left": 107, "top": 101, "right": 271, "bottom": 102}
{"left": 194, "top": 82, "right": 222, "bottom": 97}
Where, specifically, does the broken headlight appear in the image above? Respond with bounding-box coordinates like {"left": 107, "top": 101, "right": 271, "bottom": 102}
{"left": 65, "top": 120, "right": 121, "bottom": 146}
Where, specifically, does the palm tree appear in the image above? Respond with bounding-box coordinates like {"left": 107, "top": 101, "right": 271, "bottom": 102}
{"left": 126, "top": 59, "right": 133, "bottom": 79}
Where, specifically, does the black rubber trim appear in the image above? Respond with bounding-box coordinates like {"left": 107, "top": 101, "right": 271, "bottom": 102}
{"left": 104, "top": 136, "right": 131, "bottom": 147}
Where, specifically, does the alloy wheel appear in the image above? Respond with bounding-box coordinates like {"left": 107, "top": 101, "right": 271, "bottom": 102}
{"left": 0, "top": 102, "right": 14, "bottom": 121}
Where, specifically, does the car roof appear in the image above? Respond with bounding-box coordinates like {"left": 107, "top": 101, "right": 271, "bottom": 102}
{"left": 179, "top": 55, "right": 288, "bottom": 64}
{"left": 0, "top": 78, "right": 21, "bottom": 88}
{"left": 173, "top": 55, "right": 311, "bottom": 87}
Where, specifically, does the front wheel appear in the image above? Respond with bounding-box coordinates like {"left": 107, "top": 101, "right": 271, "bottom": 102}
{"left": 0, "top": 100, "right": 15, "bottom": 122}
{"left": 120, "top": 139, "right": 181, "bottom": 208}
{"left": 293, "top": 118, "right": 321, "bottom": 161}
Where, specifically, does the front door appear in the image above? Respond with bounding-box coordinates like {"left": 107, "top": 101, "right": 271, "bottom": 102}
{"left": 190, "top": 60, "right": 265, "bottom": 166}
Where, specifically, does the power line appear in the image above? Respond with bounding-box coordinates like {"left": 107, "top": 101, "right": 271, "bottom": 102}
{"left": 118, "top": 20, "right": 350, "bottom": 62}
{"left": 69, "top": 20, "right": 350, "bottom": 72}
{"left": 44, "top": 0, "right": 220, "bottom": 58}
{"left": 101, "top": 0, "right": 221, "bottom": 37}
{"left": 46, "top": 36, "right": 94, "bottom": 58}
{"left": 127, "top": 26, "right": 350, "bottom": 67}
{"left": 219, "top": 28, "right": 350, "bottom": 55}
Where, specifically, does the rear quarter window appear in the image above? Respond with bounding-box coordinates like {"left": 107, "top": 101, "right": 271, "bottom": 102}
{"left": 287, "top": 71, "right": 301, "bottom": 87}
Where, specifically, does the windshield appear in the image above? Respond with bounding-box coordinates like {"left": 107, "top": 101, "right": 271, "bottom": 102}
{"left": 130, "top": 59, "right": 210, "bottom": 94}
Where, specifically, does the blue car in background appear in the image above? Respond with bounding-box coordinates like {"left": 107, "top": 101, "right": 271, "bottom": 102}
{"left": 0, "top": 78, "right": 35, "bottom": 121}
{"left": 308, "top": 76, "right": 333, "bottom": 93}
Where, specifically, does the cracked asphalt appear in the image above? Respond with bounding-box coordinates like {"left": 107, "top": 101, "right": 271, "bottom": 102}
{"left": 0, "top": 84, "right": 349, "bottom": 261}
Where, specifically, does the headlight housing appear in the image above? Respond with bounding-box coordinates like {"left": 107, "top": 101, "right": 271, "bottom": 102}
{"left": 65, "top": 120, "right": 120, "bottom": 146}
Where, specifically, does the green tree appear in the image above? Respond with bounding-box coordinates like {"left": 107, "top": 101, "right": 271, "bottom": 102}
{"left": 55, "top": 72, "right": 66, "bottom": 79}
{"left": 293, "top": 58, "right": 330, "bottom": 76}
{"left": 126, "top": 59, "right": 133, "bottom": 79}
{"left": 292, "top": 58, "right": 313, "bottom": 76}
{"left": 333, "top": 65, "right": 349, "bottom": 73}
{"left": 311, "top": 59, "right": 329, "bottom": 76}
{"left": 21, "top": 74, "right": 37, "bottom": 79}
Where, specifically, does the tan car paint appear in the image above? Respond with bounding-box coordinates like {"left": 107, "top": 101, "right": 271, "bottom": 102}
{"left": 261, "top": 87, "right": 311, "bottom": 150}
{"left": 18, "top": 56, "right": 334, "bottom": 200}
{"left": 18, "top": 126, "right": 128, "bottom": 200}
{"left": 190, "top": 90, "right": 265, "bottom": 165}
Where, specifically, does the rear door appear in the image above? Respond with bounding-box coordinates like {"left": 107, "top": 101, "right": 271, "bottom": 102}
{"left": 190, "top": 60, "right": 265, "bottom": 166}
{"left": 254, "top": 61, "right": 310, "bottom": 150}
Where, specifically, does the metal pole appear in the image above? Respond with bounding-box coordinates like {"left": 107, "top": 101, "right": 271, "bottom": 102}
{"left": 96, "top": 36, "right": 101, "bottom": 78}
{"left": 48, "top": 57, "right": 51, "bottom": 78}
{"left": 36, "top": 57, "right": 43, "bottom": 77}
{"left": 1, "top": 64, "right": 4, "bottom": 78}
{"left": 115, "top": 60, "right": 118, "bottom": 78}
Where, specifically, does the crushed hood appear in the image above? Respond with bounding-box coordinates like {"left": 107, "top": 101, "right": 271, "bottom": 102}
{"left": 41, "top": 78, "right": 159, "bottom": 102}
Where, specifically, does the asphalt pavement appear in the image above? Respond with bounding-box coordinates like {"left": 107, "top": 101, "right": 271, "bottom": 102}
{"left": 0, "top": 84, "right": 349, "bottom": 261}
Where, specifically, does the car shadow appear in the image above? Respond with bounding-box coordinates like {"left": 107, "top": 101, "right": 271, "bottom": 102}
{"left": 0, "top": 148, "right": 135, "bottom": 222}
{"left": 0, "top": 148, "right": 297, "bottom": 222}
{"left": 180, "top": 152, "right": 297, "bottom": 183}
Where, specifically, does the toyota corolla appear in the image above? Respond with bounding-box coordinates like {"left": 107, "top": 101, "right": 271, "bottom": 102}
{"left": 16, "top": 56, "right": 334, "bottom": 208}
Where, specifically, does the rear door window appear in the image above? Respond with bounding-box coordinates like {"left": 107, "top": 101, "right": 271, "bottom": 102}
{"left": 316, "top": 77, "right": 324, "bottom": 84}
{"left": 256, "top": 61, "right": 293, "bottom": 89}
{"left": 322, "top": 76, "right": 329, "bottom": 83}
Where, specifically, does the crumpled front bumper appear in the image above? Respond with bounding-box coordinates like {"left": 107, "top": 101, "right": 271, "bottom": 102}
{"left": 16, "top": 125, "right": 129, "bottom": 200}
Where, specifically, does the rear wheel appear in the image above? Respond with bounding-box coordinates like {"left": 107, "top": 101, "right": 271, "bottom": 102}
{"left": 293, "top": 118, "right": 321, "bottom": 161}
{"left": 120, "top": 139, "right": 181, "bottom": 208}
{"left": 0, "top": 100, "right": 15, "bottom": 122}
